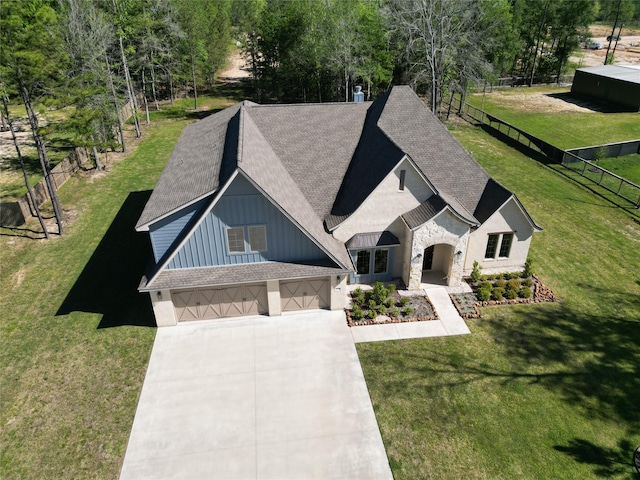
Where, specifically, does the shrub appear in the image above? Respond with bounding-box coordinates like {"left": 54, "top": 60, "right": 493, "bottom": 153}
{"left": 494, "top": 279, "right": 506, "bottom": 289}
{"left": 389, "top": 307, "right": 400, "bottom": 318}
{"left": 518, "top": 286, "right": 532, "bottom": 298}
{"left": 399, "top": 296, "right": 411, "bottom": 307}
{"left": 352, "top": 305, "right": 364, "bottom": 320}
{"left": 478, "top": 281, "right": 492, "bottom": 291}
{"left": 352, "top": 287, "right": 363, "bottom": 298}
{"left": 365, "top": 309, "right": 376, "bottom": 319}
{"left": 476, "top": 288, "right": 491, "bottom": 302}
{"left": 523, "top": 257, "right": 534, "bottom": 278}
{"left": 385, "top": 298, "right": 395, "bottom": 308}
{"left": 378, "top": 304, "right": 388, "bottom": 314}
{"left": 488, "top": 273, "right": 500, "bottom": 280}
{"left": 364, "top": 290, "right": 373, "bottom": 301}
{"left": 480, "top": 274, "right": 488, "bottom": 281}
{"left": 522, "top": 278, "right": 533, "bottom": 287}
{"left": 352, "top": 291, "right": 365, "bottom": 304}
{"left": 372, "top": 282, "right": 390, "bottom": 305}
{"left": 505, "top": 289, "right": 518, "bottom": 300}
{"left": 506, "top": 279, "right": 521, "bottom": 292}
{"left": 388, "top": 283, "right": 396, "bottom": 294}
{"left": 369, "top": 299, "right": 377, "bottom": 311}
{"left": 491, "top": 287, "right": 505, "bottom": 301}
{"left": 470, "top": 260, "right": 482, "bottom": 283}
{"left": 505, "top": 272, "right": 520, "bottom": 280}
{"left": 403, "top": 307, "right": 415, "bottom": 316}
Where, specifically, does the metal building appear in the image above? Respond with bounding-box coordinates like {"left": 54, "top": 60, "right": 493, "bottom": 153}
{"left": 571, "top": 65, "right": 640, "bottom": 112}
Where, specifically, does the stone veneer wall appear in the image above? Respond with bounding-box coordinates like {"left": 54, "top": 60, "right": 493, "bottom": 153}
{"left": 408, "top": 211, "right": 470, "bottom": 289}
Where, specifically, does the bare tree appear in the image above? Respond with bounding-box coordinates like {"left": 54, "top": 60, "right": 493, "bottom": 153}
{"left": 386, "top": 0, "right": 494, "bottom": 114}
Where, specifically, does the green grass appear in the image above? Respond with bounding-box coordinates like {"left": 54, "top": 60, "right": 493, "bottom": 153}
{"left": 357, "top": 124, "right": 640, "bottom": 479}
{"left": 595, "top": 154, "right": 640, "bottom": 186}
{"left": 467, "top": 87, "right": 640, "bottom": 149}
{"left": 0, "top": 91, "right": 242, "bottom": 478}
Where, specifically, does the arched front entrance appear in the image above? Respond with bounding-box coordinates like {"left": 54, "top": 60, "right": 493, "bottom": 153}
{"left": 421, "top": 244, "right": 455, "bottom": 285}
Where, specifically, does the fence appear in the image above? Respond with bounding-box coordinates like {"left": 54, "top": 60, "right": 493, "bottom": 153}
{"left": 491, "top": 74, "right": 574, "bottom": 89}
{"left": 565, "top": 140, "right": 640, "bottom": 161}
{"left": 449, "top": 95, "right": 564, "bottom": 162}
{"left": 447, "top": 94, "right": 640, "bottom": 209}
{"left": 0, "top": 147, "right": 90, "bottom": 226}
{"left": 561, "top": 151, "right": 640, "bottom": 208}
{"left": 1, "top": 95, "right": 140, "bottom": 227}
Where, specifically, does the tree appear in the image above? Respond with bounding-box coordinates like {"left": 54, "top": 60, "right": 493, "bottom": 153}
{"left": 1, "top": 94, "right": 50, "bottom": 238}
{"left": 60, "top": 0, "right": 122, "bottom": 163}
{"left": 0, "top": 0, "right": 67, "bottom": 234}
{"left": 386, "top": 0, "right": 498, "bottom": 114}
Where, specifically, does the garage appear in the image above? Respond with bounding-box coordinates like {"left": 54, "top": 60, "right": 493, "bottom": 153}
{"left": 280, "top": 278, "right": 330, "bottom": 311}
{"left": 172, "top": 283, "right": 268, "bottom": 321}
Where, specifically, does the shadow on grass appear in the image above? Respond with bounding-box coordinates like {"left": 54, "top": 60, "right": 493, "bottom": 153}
{"left": 483, "top": 302, "right": 640, "bottom": 424}
{"left": 57, "top": 190, "right": 155, "bottom": 328}
{"left": 553, "top": 438, "right": 639, "bottom": 478}
{"left": 362, "top": 300, "right": 640, "bottom": 427}
{"left": 478, "top": 124, "right": 556, "bottom": 165}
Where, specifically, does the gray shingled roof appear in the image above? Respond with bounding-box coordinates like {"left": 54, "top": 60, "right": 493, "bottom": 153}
{"left": 137, "top": 86, "right": 538, "bottom": 289}
{"left": 140, "top": 261, "right": 349, "bottom": 291}
{"left": 237, "top": 110, "right": 353, "bottom": 268}
{"left": 376, "top": 87, "right": 493, "bottom": 220}
{"left": 136, "top": 102, "right": 251, "bottom": 230}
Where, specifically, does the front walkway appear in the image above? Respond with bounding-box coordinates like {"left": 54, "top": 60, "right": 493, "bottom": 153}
{"left": 349, "top": 272, "right": 472, "bottom": 343}
{"left": 120, "top": 311, "right": 393, "bottom": 480}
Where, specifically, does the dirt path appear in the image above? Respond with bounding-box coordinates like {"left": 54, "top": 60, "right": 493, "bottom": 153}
{"left": 218, "top": 48, "right": 251, "bottom": 83}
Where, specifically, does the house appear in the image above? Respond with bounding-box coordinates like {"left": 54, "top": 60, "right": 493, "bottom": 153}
{"left": 135, "top": 86, "right": 541, "bottom": 326}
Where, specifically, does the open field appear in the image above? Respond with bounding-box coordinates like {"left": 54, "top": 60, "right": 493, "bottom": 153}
{"left": 358, "top": 123, "right": 640, "bottom": 479}
{"left": 0, "top": 91, "right": 242, "bottom": 479}
{"left": 467, "top": 86, "right": 640, "bottom": 149}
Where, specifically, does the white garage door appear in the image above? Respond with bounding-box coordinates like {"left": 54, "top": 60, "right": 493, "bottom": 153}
{"left": 280, "top": 278, "right": 330, "bottom": 312}
{"left": 172, "top": 283, "right": 268, "bottom": 321}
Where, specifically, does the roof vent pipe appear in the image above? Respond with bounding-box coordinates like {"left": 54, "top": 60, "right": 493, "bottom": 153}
{"left": 353, "top": 85, "right": 365, "bottom": 103}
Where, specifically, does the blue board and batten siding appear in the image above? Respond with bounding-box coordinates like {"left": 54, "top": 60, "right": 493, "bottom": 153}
{"left": 149, "top": 197, "right": 210, "bottom": 262}
{"left": 167, "top": 176, "right": 328, "bottom": 269}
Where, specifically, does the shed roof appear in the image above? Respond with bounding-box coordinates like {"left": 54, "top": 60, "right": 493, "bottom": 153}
{"left": 575, "top": 65, "right": 640, "bottom": 85}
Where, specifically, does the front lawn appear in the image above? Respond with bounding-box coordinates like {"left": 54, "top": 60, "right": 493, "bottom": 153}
{"left": 357, "top": 124, "right": 640, "bottom": 479}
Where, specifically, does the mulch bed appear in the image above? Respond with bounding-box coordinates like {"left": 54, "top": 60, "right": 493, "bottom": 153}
{"left": 346, "top": 291, "right": 439, "bottom": 327}
{"left": 450, "top": 274, "right": 558, "bottom": 319}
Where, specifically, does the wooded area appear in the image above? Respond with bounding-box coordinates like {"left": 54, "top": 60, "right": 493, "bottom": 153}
{"left": 1, "top": 0, "right": 638, "bottom": 236}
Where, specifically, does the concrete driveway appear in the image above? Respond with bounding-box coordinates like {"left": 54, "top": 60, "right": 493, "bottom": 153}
{"left": 120, "top": 310, "right": 393, "bottom": 480}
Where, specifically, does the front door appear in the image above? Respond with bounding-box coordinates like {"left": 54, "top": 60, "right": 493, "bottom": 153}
{"left": 423, "top": 246, "right": 434, "bottom": 270}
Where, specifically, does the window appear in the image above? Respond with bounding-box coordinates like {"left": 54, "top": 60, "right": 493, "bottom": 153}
{"left": 248, "top": 225, "right": 267, "bottom": 252}
{"left": 485, "top": 234, "right": 499, "bottom": 259}
{"left": 499, "top": 233, "right": 513, "bottom": 258}
{"left": 399, "top": 169, "right": 406, "bottom": 191}
{"left": 356, "top": 250, "right": 371, "bottom": 275}
{"left": 374, "top": 249, "right": 388, "bottom": 274}
{"left": 485, "top": 233, "right": 514, "bottom": 259}
{"left": 226, "top": 227, "right": 245, "bottom": 253}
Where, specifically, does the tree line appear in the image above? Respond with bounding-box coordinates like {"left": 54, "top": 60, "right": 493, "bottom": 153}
{"left": 1, "top": 0, "right": 638, "bottom": 237}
